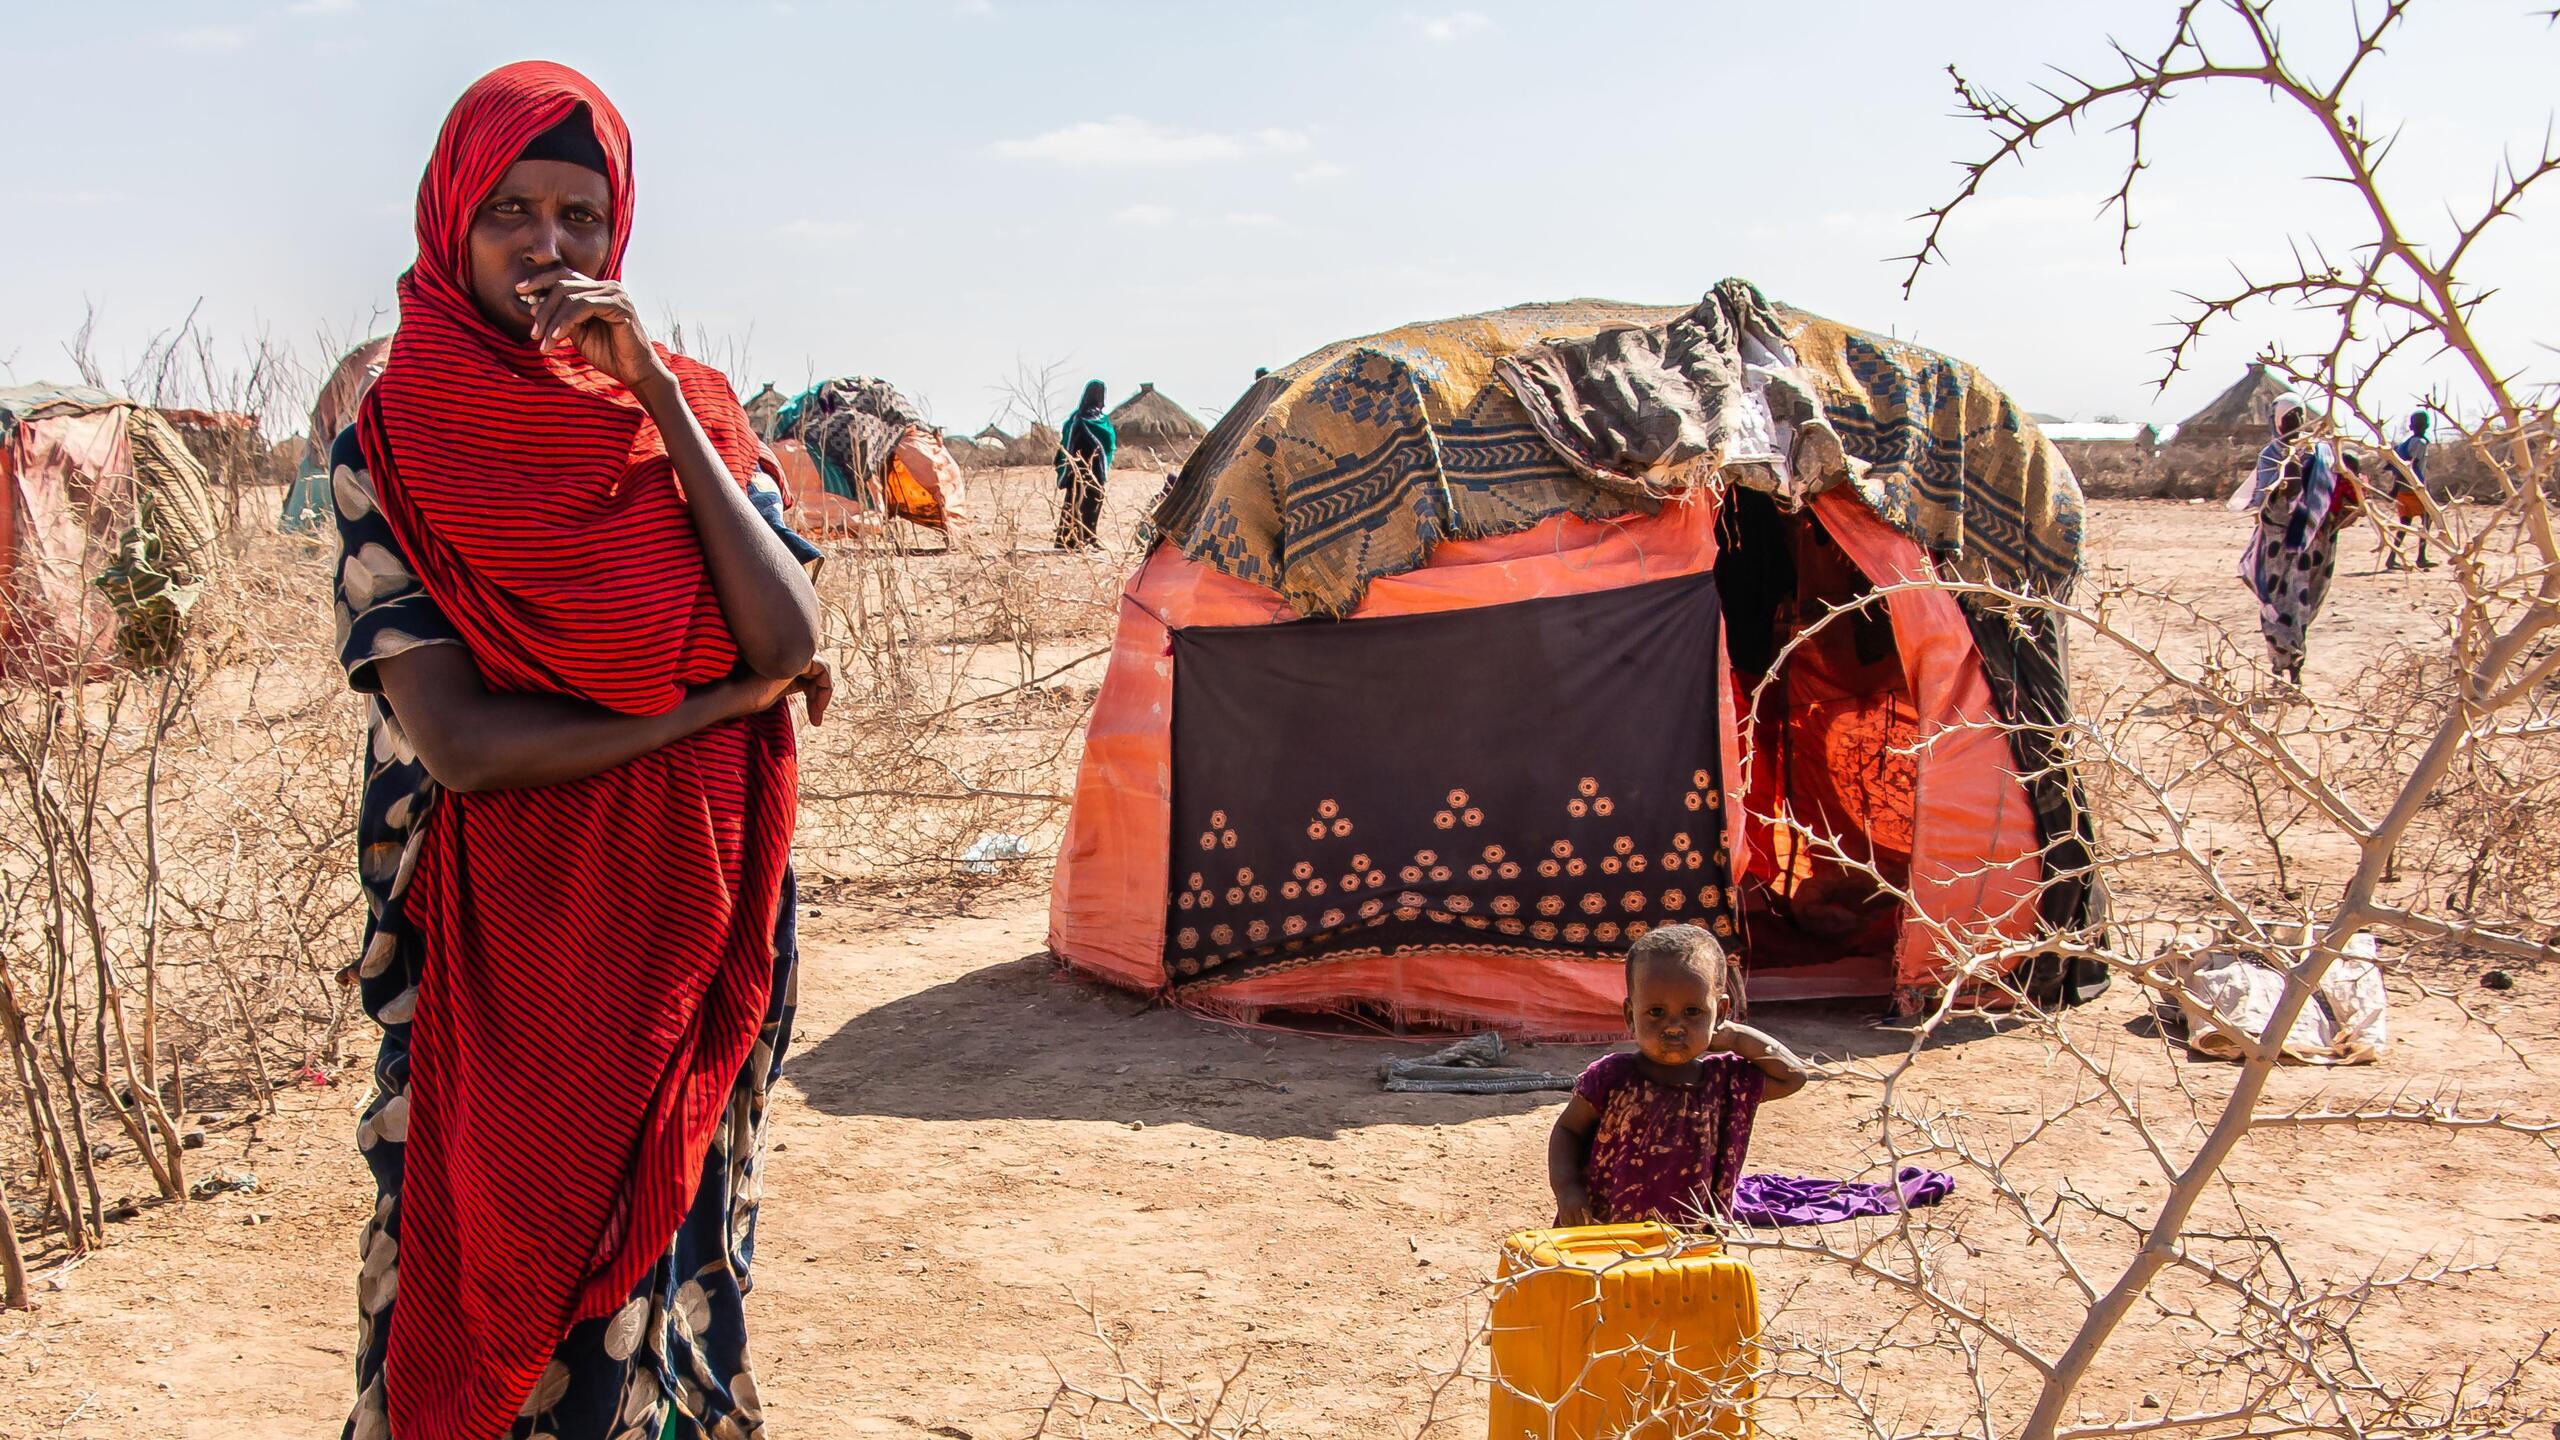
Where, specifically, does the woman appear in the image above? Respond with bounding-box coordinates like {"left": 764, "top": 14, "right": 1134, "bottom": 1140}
{"left": 1054, "top": 379, "right": 1115, "bottom": 549}
{"left": 330, "top": 63, "right": 827, "bottom": 1440}
{"left": 2230, "top": 394, "right": 2346, "bottom": 685}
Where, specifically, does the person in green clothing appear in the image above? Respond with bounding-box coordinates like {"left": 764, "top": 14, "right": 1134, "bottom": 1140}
{"left": 1055, "top": 378, "right": 1116, "bottom": 549}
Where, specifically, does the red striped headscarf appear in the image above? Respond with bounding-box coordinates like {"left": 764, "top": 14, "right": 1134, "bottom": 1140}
{"left": 357, "top": 62, "right": 796, "bottom": 1440}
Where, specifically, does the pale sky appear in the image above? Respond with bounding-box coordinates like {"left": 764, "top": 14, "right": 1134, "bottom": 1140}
{"left": 4, "top": 1, "right": 2553, "bottom": 437}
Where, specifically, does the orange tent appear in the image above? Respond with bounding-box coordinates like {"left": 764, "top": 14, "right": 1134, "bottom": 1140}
{"left": 3, "top": 385, "right": 220, "bottom": 683}
{"left": 1047, "top": 288, "right": 2097, "bottom": 1036}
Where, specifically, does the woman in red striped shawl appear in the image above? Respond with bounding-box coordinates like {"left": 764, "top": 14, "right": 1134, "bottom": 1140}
{"left": 329, "top": 62, "right": 827, "bottom": 1440}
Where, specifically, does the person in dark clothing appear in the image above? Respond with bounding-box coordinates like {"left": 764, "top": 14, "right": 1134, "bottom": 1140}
{"left": 1055, "top": 379, "right": 1115, "bottom": 549}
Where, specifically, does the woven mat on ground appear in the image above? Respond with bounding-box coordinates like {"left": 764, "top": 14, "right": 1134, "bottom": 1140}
{"left": 1377, "top": 1033, "right": 1575, "bottom": 1094}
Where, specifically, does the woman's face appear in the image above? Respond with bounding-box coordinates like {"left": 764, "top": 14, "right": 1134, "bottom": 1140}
{"left": 465, "top": 159, "right": 613, "bottom": 341}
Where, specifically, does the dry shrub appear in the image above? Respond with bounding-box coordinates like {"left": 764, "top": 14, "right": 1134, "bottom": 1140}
{"left": 2064, "top": 443, "right": 2515, "bottom": 504}
{"left": 0, "top": 526, "right": 362, "bottom": 1292}
{"left": 1699, "top": 4, "right": 2560, "bottom": 1437}
{"left": 791, "top": 467, "right": 1127, "bottom": 903}
{"left": 2349, "top": 643, "right": 2560, "bottom": 940}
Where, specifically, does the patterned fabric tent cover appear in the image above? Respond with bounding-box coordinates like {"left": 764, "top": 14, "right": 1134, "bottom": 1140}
{"left": 1056, "top": 284, "right": 2106, "bottom": 1032}
{"left": 1150, "top": 282, "right": 2083, "bottom": 619}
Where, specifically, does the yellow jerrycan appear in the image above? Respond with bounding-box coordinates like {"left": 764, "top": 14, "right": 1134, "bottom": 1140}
{"left": 1487, "top": 1222, "right": 1759, "bottom": 1440}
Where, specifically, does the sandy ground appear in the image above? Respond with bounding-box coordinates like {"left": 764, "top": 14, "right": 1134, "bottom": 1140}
{"left": 4, "top": 500, "right": 2554, "bottom": 1438}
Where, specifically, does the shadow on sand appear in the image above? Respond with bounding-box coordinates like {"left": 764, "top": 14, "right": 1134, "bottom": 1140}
{"left": 786, "top": 953, "right": 2014, "bottom": 1139}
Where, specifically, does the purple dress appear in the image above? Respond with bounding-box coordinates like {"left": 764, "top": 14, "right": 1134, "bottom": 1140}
{"left": 1575, "top": 1051, "right": 1764, "bottom": 1224}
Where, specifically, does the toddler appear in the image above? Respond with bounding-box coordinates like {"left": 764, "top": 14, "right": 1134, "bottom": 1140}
{"left": 1549, "top": 925, "right": 1809, "bottom": 1226}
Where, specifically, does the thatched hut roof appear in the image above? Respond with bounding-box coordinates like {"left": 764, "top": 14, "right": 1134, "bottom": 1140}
{"left": 943, "top": 432, "right": 998, "bottom": 470}
{"left": 743, "top": 382, "right": 786, "bottom": 440}
{"left": 1003, "top": 422, "right": 1061, "bottom": 467}
{"left": 2173, "top": 366, "right": 2292, "bottom": 447}
{"left": 1107, "top": 382, "right": 1206, "bottom": 446}
{"left": 973, "top": 422, "right": 1013, "bottom": 444}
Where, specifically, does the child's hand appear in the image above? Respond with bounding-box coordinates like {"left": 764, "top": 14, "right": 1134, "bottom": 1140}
{"left": 1706, "top": 1022, "right": 1755, "bottom": 1056}
{"left": 1553, "top": 1189, "right": 1593, "bottom": 1228}
{"left": 1713, "top": 1022, "right": 1813, "bottom": 1100}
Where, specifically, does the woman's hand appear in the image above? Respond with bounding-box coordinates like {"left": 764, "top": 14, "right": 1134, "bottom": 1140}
{"left": 519, "top": 266, "right": 671, "bottom": 391}
{"left": 785, "top": 658, "right": 834, "bottom": 726}
{"left": 711, "top": 659, "right": 833, "bottom": 726}
{"left": 1552, "top": 1188, "right": 1594, "bottom": 1228}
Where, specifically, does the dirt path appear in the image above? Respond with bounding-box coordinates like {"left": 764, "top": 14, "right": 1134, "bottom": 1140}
{"left": 4, "top": 502, "right": 2553, "bottom": 1437}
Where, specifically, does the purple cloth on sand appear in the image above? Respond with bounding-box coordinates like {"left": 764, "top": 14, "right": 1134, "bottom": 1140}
{"left": 1729, "top": 1166, "right": 1955, "bottom": 1226}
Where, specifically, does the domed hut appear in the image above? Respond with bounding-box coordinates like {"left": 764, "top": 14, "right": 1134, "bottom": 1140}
{"left": 769, "top": 375, "right": 968, "bottom": 535}
{"left": 1004, "top": 422, "right": 1061, "bottom": 468}
{"left": 1049, "top": 280, "right": 2100, "bottom": 1035}
{"left": 941, "top": 431, "right": 993, "bottom": 469}
{"left": 2171, "top": 366, "right": 2294, "bottom": 450}
{"left": 1106, "top": 383, "right": 1207, "bottom": 466}
{"left": 743, "top": 382, "right": 786, "bottom": 440}
{"left": 3, "top": 384, "right": 221, "bottom": 681}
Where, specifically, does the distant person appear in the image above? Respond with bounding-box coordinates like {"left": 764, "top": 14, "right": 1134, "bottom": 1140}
{"left": 329, "top": 62, "right": 828, "bottom": 1440}
{"left": 2231, "top": 395, "right": 2346, "bottom": 686}
{"left": 1055, "top": 378, "right": 1115, "bottom": 548}
{"left": 1548, "top": 926, "right": 1808, "bottom": 1226}
{"left": 2386, "top": 410, "right": 2435, "bottom": 570}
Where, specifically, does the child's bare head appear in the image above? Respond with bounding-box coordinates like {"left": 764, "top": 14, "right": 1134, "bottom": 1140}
{"left": 1622, "top": 925, "right": 1733, "bottom": 1066}
{"left": 1626, "top": 923, "right": 1730, "bottom": 989}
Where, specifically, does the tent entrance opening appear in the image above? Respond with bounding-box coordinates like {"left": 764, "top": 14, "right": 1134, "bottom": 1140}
{"left": 1716, "top": 489, "right": 1915, "bottom": 983}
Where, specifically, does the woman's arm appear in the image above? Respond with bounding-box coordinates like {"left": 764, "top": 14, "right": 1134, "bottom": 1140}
{"left": 374, "top": 644, "right": 828, "bottom": 794}
{"left": 526, "top": 268, "right": 821, "bottom": 679}
{"left": 633, "top": 370, "right": 822, "bottom": 677}
{"left": 1548, "top": 1094, "right": 1601, "bottom": 1226}
{"left": 1712, "top": 1022, "right": 1812, "bottom": 1100}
